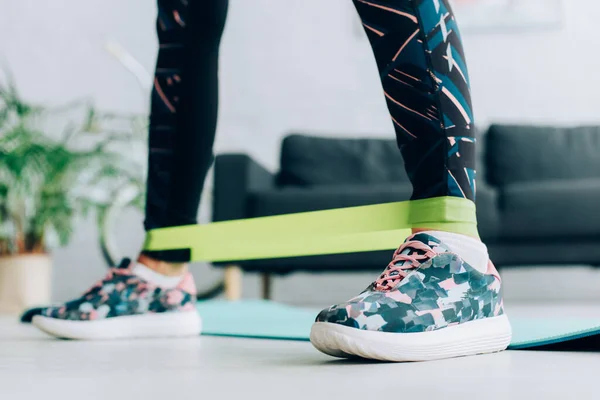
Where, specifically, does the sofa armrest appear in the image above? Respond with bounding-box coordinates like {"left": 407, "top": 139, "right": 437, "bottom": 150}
{"left": 213, "top": 154, "right": 275, "bottom": 222}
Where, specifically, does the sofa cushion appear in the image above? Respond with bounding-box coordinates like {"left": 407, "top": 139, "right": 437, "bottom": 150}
{"left": 500, "top": 178, "right": 600, "bottom": 239}
{"left": 249, "top": 184, "right": 413, "bottom": 216}
{"left": 229, "top": 251, "right": 394, "bottom": 274}
{"left": 278, "top": 135, "right": 409, "bottom": 186}
{"left": 486, "top": 124, "right": 600, "bottom": 186}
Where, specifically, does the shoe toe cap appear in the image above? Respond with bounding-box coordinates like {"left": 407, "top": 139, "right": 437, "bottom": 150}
{"left": 316, "top": 305, "right": 361, "bottom": 328}
{"left": 316, "top": 292, "right": 422, "bottom": 333}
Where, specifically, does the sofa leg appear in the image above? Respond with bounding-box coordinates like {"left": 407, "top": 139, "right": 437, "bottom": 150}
{"left": 224, "top": 265, "right": 243, "bottom": 301}
{"left": 261, "top": 273, "right": 272, "bottom": 300}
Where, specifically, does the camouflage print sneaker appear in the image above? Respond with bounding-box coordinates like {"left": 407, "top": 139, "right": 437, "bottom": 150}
{"left": 32, "top": 259, "right": 201, "bottom": 340}
{"left": 310, "top": 233, "right": 511, "bottom": 362}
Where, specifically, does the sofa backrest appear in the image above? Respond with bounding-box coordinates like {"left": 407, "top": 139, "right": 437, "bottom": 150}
{"left": 278, "top": 134, "right": 409, "bottom": 186}
{"left": 485, "top": 124, "right": 600, "bottom": 186}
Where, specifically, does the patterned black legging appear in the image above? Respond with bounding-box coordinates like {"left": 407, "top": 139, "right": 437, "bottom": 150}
{"left": 144, "top": 0, "right": 476, "bottom": 262}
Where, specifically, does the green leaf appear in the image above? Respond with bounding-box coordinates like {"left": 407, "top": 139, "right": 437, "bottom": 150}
{"left": 0, "top": 74, "right": 148, "bottom": 253}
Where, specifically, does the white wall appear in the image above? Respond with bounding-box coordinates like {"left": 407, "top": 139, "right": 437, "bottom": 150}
{"left": 2, "top": 0, "right": 600, "bottom": 302}
{"left": 464, "top": 1, "right": 600, "bottom": 127}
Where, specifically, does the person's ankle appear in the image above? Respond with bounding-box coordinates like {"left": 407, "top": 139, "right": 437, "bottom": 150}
{"left": 137, "top": 253, "right": 188, "bottom": 277}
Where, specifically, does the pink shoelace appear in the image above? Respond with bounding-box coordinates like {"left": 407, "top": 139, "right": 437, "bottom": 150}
{"left": 374, "top": 240, "right": 437, "bottom": 291}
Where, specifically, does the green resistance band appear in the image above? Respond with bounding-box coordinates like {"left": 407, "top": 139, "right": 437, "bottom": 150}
{"left": 144, "top": 196, "right": 477, "bottom": 262}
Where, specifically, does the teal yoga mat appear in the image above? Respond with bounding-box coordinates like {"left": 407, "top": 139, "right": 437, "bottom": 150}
{"left": 197, "top": 300, "right": 600, "bottom": 350}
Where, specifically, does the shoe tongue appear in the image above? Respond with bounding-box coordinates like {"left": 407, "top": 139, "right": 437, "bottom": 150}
{"left": 404, "top": 233, "right": 450, "bottom": 254}
{"left": 373, "top": 234, "right": 436, "bottom": 290}
{"left": 116, "top": 258, "right": 132, "bottom": 269}
{"left": 391, "top": 233, "right": 451, "bottom": 268}
{"left": 393, "top": 235, "right": 430, "bottom": 266}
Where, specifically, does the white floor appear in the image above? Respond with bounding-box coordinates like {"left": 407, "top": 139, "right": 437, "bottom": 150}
{"left": 1, "top": 303, "right": 600, "bottom": 400}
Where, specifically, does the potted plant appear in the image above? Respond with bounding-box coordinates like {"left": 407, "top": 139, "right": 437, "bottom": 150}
{"left": 0, "top": 78, "right": 146, "bottom": 314}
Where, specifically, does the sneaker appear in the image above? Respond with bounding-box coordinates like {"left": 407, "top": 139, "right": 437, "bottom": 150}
{"left": 310, "top": 233, "right": 511, "bottom": 361}
{"left": 32, "top": 259, "right": 201, "bottom": 340}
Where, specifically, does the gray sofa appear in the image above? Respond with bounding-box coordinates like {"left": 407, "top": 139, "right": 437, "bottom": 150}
{"left": 212, "top": 124, "right": 600, "bottom": 298}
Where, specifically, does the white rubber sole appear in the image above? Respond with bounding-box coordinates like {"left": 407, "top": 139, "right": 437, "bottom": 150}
{"left": 32, "top": 310, "right": 202, "bottom": 340}
{"left": 310, "top": 314, "right": 512, "bottom": 362}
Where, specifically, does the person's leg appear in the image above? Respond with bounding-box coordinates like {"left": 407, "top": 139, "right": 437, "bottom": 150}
{"left": 357, "top": 0, "right": 475, "bottom": 203}
{"left": 311, "top": 0, "right": 510, "bottom": 361}
{"left": 32, "top": 0, "right": 229, "bottom": 340}
{"left": 143, "top": 0, "right": 229, "bottom": 269}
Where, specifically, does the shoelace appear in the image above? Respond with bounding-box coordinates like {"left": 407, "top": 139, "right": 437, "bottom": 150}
{"left": 374, "top": 240, "right": 437, "bottom": 291}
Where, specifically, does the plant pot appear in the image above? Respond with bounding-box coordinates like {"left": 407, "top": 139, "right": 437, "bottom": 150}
{"left": 0, "top": 254, "right": 52, "bottom": 314}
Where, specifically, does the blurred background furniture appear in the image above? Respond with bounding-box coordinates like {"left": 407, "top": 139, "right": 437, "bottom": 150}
{"left": 213, "top": 124, "right": 600, "bottom": 299}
